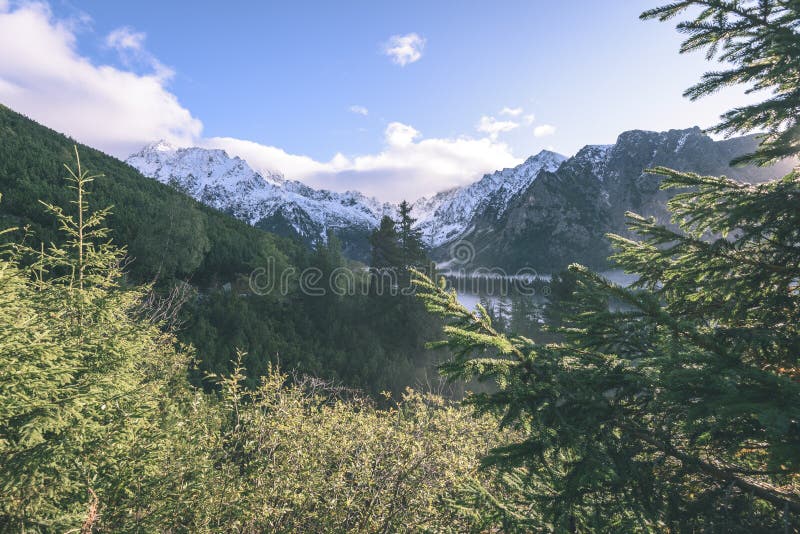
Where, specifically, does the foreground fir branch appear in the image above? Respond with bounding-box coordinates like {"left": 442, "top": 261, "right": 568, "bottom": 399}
{"left": 641, "top": 1, "right": 800, "bottom": 166}
{"left": 412, "top": 167, "right": 800, "bottom": 530}
{"left": 412, "top": 1, "right": 800, "bottom": 529}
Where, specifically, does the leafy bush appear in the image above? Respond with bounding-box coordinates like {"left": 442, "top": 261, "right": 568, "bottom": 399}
{"left": 0, "top": 152, "right": 511, "bottom": 532}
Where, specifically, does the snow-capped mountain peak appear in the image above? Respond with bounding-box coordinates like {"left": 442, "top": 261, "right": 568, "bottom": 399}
{"left": 126, "top": 143, "right": 392, "bottom": 255}
{"left": 149, "top": 139, "right": 177, "bottom": 152}
{"left": 412, "top": 149, "right": 566, "bottom": 246}
{"left": 126, "top": 142, "right": 567, "bottom": 259}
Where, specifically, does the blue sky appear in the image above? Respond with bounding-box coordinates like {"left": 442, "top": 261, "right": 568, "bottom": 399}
{"left": 0, "top": 0, "right": 755, "bottom": 201}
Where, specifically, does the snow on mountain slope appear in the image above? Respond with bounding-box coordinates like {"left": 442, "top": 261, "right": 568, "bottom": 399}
{"left": 412, "top": 150, "right": 566, "bottom": 247}
{"left": 127, "top": 128, "right": 792, "bottom": 268}
{"left": 126, "top": 141, "right": 394, "bottom": 243}
{"left": 451, "top": 127, "right": 798, "bottom": 272}
{"left": 126, "top": 142, "right": 566, "bottom": 257}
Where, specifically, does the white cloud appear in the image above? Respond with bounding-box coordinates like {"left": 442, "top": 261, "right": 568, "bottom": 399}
{"left": 499, "top": 106, "right": 523, "bottom": 117}
{"left": 204, "top": 136, "right": 338, "bottom": 178}
{"left": 476, "top": 115, "right": 519, "bottom": 140}
{"left": 105, "top": 26, "right": 145, "bottom": 51}
{"left": 384, "top": 121, "right": 420, "bottom": 147}
{"left": 207, "top": 122, "right": 521, "bottom": 202}
{"left": 0, "top": 3, "right": 200, "bottom": 157}
{"left": 349, "top": 104, "right": 368, "bottom": 116}
{"left": 383, "top": 33, "right": 425, "bottom": 66}
{"left": 523, "top": 113, "right": 535, "bottom": 125}
{"left": 104, "top": 25, "right": 172, "bottom": 79}
{"left": 533, "top": 124, "right": 556, "bottom": 137}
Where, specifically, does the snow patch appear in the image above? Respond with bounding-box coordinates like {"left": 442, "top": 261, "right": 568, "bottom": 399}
{"left": 127, "top": 143, "right": 394, "bottom": 241}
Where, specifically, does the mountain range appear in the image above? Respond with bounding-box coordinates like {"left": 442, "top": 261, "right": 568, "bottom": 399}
{"left": 449, "top": 127, "right": 795, "bottom": 272}
{"left": 126, "top": 141, "right": 394, "bottom": 261}
{"left": 127, "top": 127, "right": 794, "bottom": 271}
{"left": 0, "top": 102, "right": 791, "bottom": 275}
{"left": 126, "top": 142, "right": 566, "bottom": 262}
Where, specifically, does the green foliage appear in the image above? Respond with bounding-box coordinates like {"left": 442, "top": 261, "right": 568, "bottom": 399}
{"left": 641, "top": 0, "right": 800, "bottom": 165}
{"left": 181, "top": 232, "right": 444, "bottom": 398}
{"left": 0, "top": 150, "right": 190, "bottom": 530}
{"left": 0, "top": 151, "right": 513, "bottom": 532}
{"left": 413, "top": 3, "right": 800, "bottom": 528}
{"left": 144, "top": 356, "right": 508, "bottom": 532}
{"left": 0, "top": 104, "right": 245, "bottom": 282}
{"left": 370, "top": 215, "right": 402, "bottom": 269}
{"left": 413, "top": 170, "right": 800, "bottom": 530}
{"left": 0, "top": 104, "right": 448, "bottom": 398}
{"left": 397, "top": 200, "right": 427, "bottom": 270}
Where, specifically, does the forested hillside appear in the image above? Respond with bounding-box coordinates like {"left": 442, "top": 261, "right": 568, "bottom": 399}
{"left": 0, "top": 164, "right": 510, "bottom": 529}
{"left": 0, "top": 104, "right": 291, "bottom": 284}
{"left": 0, "top": 104, "right": 441, "bottom": 396}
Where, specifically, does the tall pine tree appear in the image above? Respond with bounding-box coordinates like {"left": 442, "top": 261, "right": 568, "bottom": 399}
{"left": 369, "top": 215, "right": 402, "bottom": 270}
{"left": 397, "top": 200, "right": 426, "bottom": 270}
{"left": 0, "top": 148, "right": 189, "bottom": 530}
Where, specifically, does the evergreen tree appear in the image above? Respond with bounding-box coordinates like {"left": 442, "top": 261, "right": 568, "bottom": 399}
{"left": 397, "top": 200, "right": 426, "bottom": 269}
{"left": 369, "top": 215, "right": 402, "bottom": 299}
{"left": 0, "top": 148, "right": 189, "bottom": 530}
{"left": 369, "top": 215, "right": 402, "bottom": 270}
{"left": 508, "top": 294, "right": 543, "bottom": 339}
{"left": 414, "top": 1, "right": 800, "bottom": 529}
{"left": 641, "top": 0, "right": 800, "bottom": 165}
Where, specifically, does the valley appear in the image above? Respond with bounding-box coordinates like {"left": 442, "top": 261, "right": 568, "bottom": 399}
{"left": 2, "top": 0, "right": 799, "bottom": 528}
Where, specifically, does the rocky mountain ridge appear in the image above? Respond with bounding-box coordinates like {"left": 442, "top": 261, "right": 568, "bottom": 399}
{"left": 450, "top": 127, "right": 795, "bottom": 272}
{"left": 126, "top": 142, "right": 565, "bottom": 261}
{"left": 127, "top": 127, "right": 795, "bottom": 270}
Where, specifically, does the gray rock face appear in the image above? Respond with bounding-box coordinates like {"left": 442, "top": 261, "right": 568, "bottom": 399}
{"left": 412, "top": 150, "right": 566, "bottom": 247}
{"left": 446, "top": 127, "right": 796, "bottom": 273}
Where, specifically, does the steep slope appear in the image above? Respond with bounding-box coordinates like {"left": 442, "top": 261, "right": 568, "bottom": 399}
{"left": 127, "top": 142, "right": 394, "bottom": 261}
{"left": 0, "top": 104, "right": 291, "bottom": 284}
{"left": 453, "top": 127, "right": 796, "bottom": 272}
{"left": 0, "top": 104, "right": 451, "bottom": 398}
{"left": 412, "top": 150, "right": 566, "bottom": 247}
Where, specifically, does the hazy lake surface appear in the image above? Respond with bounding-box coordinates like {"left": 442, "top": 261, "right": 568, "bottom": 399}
{"left": 450, "top": 269, "right": 638, "bottom": 312}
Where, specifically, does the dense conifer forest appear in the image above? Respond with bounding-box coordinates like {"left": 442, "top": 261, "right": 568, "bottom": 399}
{"left": 0, "top": 104, "right": 447, "bottom": 397}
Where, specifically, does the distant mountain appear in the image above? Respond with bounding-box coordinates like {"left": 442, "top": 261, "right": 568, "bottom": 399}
{"left": 448, "top": 127, "right": 796, "bottom": 273}
{"left": 126, "top": 127, "right": 795, "bottom": 273}
{"left": 127, "top": 142, "right": 394, "bottom": 261}
{"left": 127, "top": 143, "right": 567, "bottom": 260}
{"left": 127, "top": 143, "right": 566, "bottom": 261}
{"left": 412, "top": 150, "right": 566, "bottom": 247}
